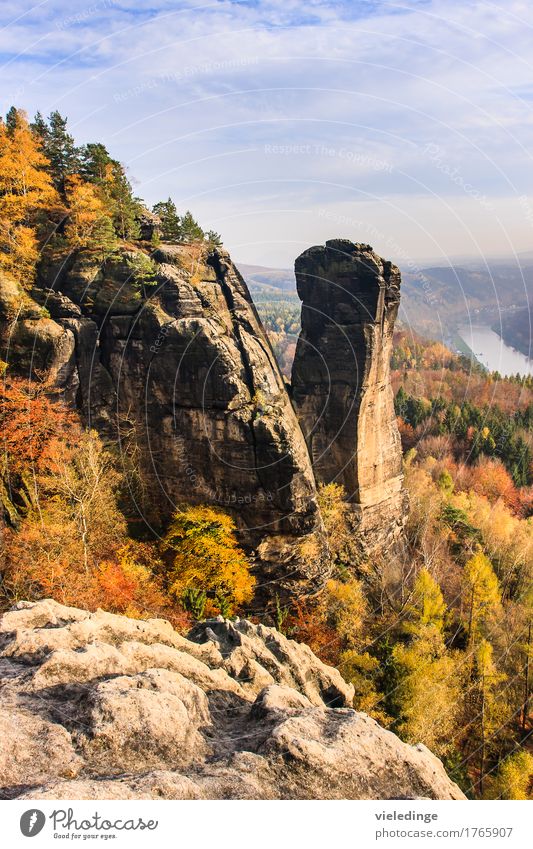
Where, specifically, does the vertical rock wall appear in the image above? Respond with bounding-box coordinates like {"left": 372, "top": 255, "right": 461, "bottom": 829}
{"left": 1, "top": 245, "right": 329, "bottom": 599}
{"left": 291, "top": 240, "right": 407, "bottom": 553}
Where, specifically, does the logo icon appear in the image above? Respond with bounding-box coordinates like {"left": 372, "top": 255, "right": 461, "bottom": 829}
{"left": 20, "top": 810, "right": 46, "bottom": 837}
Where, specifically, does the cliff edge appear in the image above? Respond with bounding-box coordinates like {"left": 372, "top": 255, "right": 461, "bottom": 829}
{"left": 0, "top": 599, "right": 464, "bottom": 800}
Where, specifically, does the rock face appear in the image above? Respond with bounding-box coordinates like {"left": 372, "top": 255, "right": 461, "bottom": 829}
{"left": 291, "top": 241, "right": 407, "bottom": 554}
{"left": 0, "top": 599, "right": 464, "bottom": 800}
{"left": 1, "top": 246, "right": 328, "bottom": 597}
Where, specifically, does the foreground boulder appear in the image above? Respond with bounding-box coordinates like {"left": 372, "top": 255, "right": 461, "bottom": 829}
{"left": 0, "top": 600, "right": 464, "bottom": 800}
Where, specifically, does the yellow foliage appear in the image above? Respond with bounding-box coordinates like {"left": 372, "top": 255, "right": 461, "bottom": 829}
{"left": 463, "top": 548, "right": 501, "bottom": 643}
{"left": 317, "top": 482, "right": 350, "bottom": 561}
{"left": 487, "top": 750, "right": 533, "bottom": 799}
{"left": 0, "top": 110, "right": 58, "bottom": 286}
{"left": 393, "top": 628, "right": 462, "bottom": 756}
{"left": 64, "top": 174, "right": 110, "bottom": 247}
{"left": 163, "top": 505, "right": 255, "bottom": 614}
{"left": 323, "top": 577, "right": 367, "bottom": 649}
{"left": 409, "top": 568, "right": 447, "bottom": 632}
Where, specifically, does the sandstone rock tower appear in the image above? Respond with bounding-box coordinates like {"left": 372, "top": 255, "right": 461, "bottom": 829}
{"left": 0, "top": 245, "right": 328, "bottom": 597}
{"left": 291, "top": 240, "right": 407, "bottom": 553}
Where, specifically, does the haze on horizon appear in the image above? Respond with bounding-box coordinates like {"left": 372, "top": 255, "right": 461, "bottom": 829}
{"left": 1, "top": 0, "right": 533, "bottom": 269}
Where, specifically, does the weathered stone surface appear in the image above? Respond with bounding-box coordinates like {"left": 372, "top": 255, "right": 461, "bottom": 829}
{"left": 291, "top": 240, "right": 408, "bottom": 554}
{"left": 0, "top": 599, "right": 464, "bottom": 801}
{"left": 0, "top": 272, "right": 78, "bottom": 395}
{"left": 1, "top": 245, "right": 329, "bottom": 597}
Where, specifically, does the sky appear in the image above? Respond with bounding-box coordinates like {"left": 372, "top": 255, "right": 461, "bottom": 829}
{"left": 2, "top": 0, "right": 533, "bottom": 268}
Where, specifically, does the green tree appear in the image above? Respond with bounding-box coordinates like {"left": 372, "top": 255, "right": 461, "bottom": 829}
{"left": 45, "top": 110, "right": 80, "bottom": 192}
{"left": 152, "top": 197, "right": 181, "bottom": 241}
{"left": 105, "top": 161, "right": 141, "bottom": 240}
{"left": 205, "top": 229, "right": 222, "bottom": 246}
{"left": 79, "top": 142, "right": 114, "bottom": 184}
{"left": 180, "top": 209, "right": 204, "bottom": 242}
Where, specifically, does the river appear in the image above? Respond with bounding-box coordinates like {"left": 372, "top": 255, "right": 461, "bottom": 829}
{"left": 457, "top": 324, "right": 533, "bottom": 378}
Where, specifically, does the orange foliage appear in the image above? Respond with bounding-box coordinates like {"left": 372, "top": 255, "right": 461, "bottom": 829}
{"left": 0, "top": 377, "right": 77, "bottom": 476}
{"left": 466, "top": 459, "right": 520, "bottom": 512}
{"left": 0, "top": 110, "right": 58, "bottom": 285}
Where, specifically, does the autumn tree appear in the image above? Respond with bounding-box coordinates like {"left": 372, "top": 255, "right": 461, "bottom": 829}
{"left": 317, "top": 482, "right": 350, "bottom": 563}
{"left": 467, "top": 639, "right": 506, "bottom": 796}
{"left": 486, "top": 750, "right": 533, "bottom": 799}
{"left": 391, "top": 569, "right": 462, "bottom": 756}
{"left": 408, "top": 568, "right": 447, "bottom": 632}
{"left": 392, "top": 628, "right": 462, "bottom": 756}
{"left": 64, "top": 174, "right": 116, "bottom": 255}
{"left": 0, "top": 109, "right": 58, "bottom": 285}
{"left": 163, "top": 505, "right": 255, "bottom": 615}
{"left": 462, "top": 549, "right": 501, "bottom": 645}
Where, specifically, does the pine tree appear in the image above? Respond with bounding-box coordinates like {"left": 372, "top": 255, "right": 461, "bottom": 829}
{"left": 105, "top": 161, "right": 141, "bottom": 240}
{"left": 45, "top": 111, "right": 80, "bottom": 192}
{"left": 5, "top": 106, "right": 18, "bottom": 132}
{"left": 79, "top": 144, "right": 140, "bottom": 239}
{"left": 180, "top": 209, "right": 204, "bottom": 242}
{"left": 79, "top": 142, "right": 114, "bottom": 184}
{"left": 152, "top": 197, "right": 181, "bottom": 241}
{"left": 30, "top": 111, "right": 49, "bottom": 143}
{"left": 205, "top": 229, "right": 222, "bottom": 246}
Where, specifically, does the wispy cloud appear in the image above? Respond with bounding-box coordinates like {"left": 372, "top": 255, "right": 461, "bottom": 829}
{"left": 2, "top": 1, "right": 533, "bottom": 266}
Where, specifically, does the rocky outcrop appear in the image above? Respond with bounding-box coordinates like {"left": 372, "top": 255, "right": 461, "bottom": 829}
{"left": 291, "top": 241, "right": 408, "bottom": 554}
{"left": 0, "top": 599, "right": 464, "bottom": 800}
{"left": 1, "top": 246, "right": 328, "bottom": 597}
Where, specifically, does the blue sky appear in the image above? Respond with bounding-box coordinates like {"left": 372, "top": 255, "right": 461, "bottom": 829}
{"left": 1, "top": 0, "right": 533, "bottom": 267}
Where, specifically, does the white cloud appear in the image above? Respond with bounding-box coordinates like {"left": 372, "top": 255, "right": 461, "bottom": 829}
{"left": 2, "top": 0, "right": 533, "bottom": 265}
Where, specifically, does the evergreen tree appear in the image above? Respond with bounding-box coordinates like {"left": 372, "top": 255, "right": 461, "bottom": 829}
{"left": 205, "top": 229, "right": 222, "bottom": 246}
{"left": 5, "top": 106, "right": 18, "bottom": 133}
{"left": 79, "top": 144, "right": 140, "bottom": 239}
{"left": 30, "top": 111, "right": 49, "bottom": 143}
{"left": 152, "top": 197, "right": 181, "bottom": 241}
{"left": 105, "top": 162, "right": 141, "bottom": 240}
{"left": 79, "top": 142, "right": 114, "bottom": 184}
{"left": 45, "top": 111, "right": 80, "bottom": 192}
{"left": 180, "top": 209, "right": 204, "bottom": 242}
